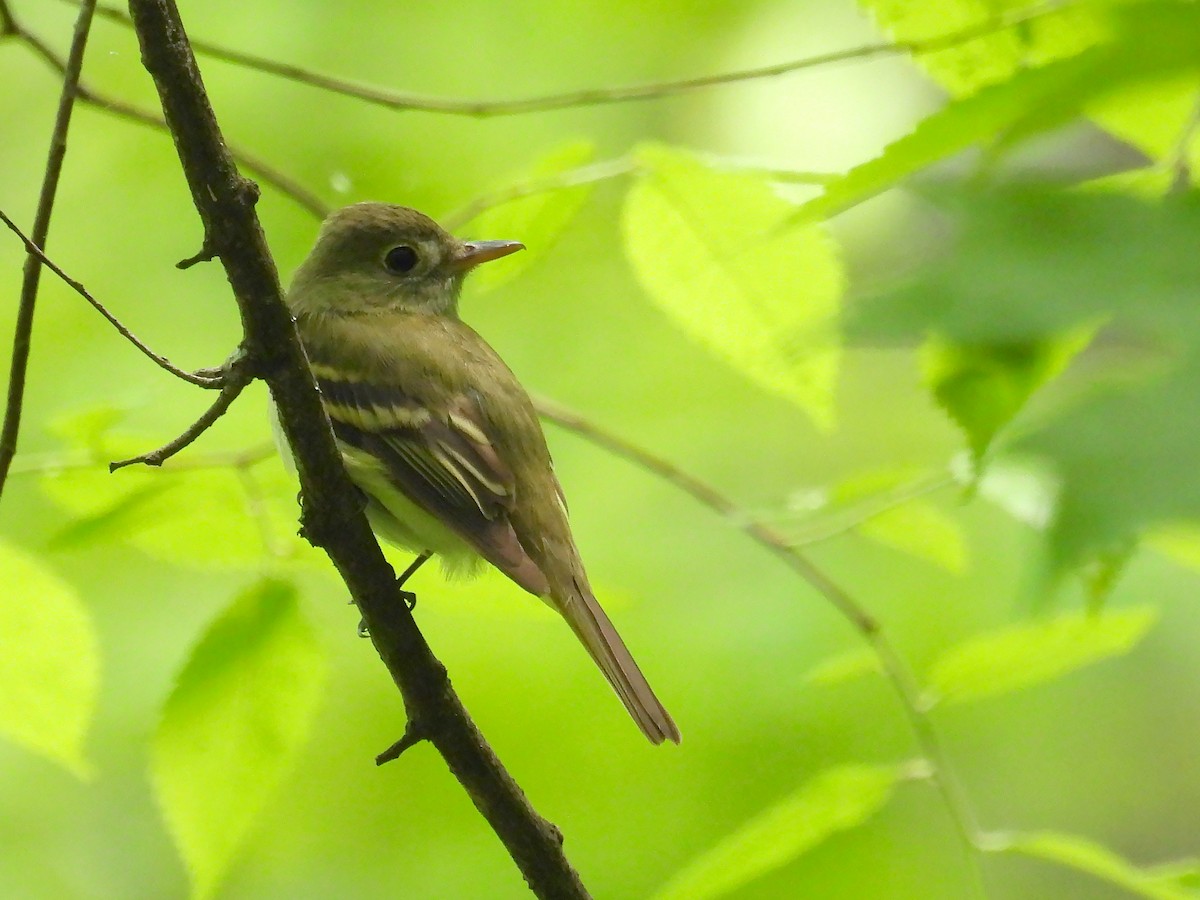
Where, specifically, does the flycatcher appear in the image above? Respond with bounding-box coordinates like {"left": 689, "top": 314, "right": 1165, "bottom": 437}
{"left": 285, "top": 202, "right": 680, "bottom": 744}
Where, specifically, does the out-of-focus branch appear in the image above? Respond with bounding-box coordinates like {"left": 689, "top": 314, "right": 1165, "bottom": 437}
{"left": 534, "top": 394, "right": 990, "bottom": 897}
{"left": 3, "top": 8, "right": 329, "bottom": 217}
{"left": 124, "top": 1, "right": 590, "bottom": 897}
{"left": 94, "top": 0, "right": 1065, "bottom": 118}
{"left": 0, "top": 0, "right": 97, "bottom": 501}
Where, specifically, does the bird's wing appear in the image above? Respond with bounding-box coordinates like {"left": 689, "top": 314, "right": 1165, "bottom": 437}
{"left": 314, "top": 369, "right": 550, "bottom": 595}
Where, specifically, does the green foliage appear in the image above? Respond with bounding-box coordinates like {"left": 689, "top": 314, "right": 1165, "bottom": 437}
{"left": 652, "top": 765, "right": 901, "bottom": 900}
{"left": 920, "top": 331, "right": 1089, "bottom": 467}
{"left": 459, "top": 140, "right": 596, "bottom": 291}
{"left": 925, "top": 607, "right": 1157, "bottom": 706}
{"left": 0, "top": 539, "right": 97, "bottom": 777}
{"left": 804, "top": 2, "right": 1200, "bottom": 221}
{"left": 1003, "top": 832, "right": 1200, "bottom": 900}
{"left": 152, "top": 579, "right": 326, "bottom": 899}
{"left": 623, "top": 143, "right": 844, "bottom": 429}
{"left": 804, "top": 648, "right": 880, "bottom": 686}
{"left": 832, "top": 469, "right": 967, "bottom": 572}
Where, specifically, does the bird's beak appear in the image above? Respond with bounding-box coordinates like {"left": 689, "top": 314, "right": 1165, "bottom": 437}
{"left": 452, "top": 240, "right": 525, "bottom": 272}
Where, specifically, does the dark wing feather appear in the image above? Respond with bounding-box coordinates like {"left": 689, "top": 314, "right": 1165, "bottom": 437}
{"left": 315, "top": 373, "right": 549, "bottom": 595}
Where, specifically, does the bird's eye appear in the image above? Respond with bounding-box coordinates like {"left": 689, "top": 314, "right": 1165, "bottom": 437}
{"left": 383, "top": 245, "right": 419, "bottom": 274}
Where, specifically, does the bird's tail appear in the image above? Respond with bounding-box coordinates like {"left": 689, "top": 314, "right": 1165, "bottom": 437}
{"left": 558, "top": 578, "right": 680, "bottom": 744}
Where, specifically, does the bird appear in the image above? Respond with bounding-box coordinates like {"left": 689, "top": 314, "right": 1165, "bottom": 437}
{"left": 283, "top": 202, "right": 680, "bottom": 744}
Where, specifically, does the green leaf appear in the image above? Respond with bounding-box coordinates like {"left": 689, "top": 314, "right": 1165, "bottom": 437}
{"left": 804, "top": 649, "right": 880, "bottom": 686}
{"left": 652, "top": 764, "right": 900, "bottom": 900}
{"left": 858, "top": 0, "right": 1104, "bottom": 98}
{"left": 1149, "top": 524, "right": 1200, "bottom": 572}
{"left": 1017, "top": 363, "right": 1200, "bottom": 578}
{"left": 623, "top": 144, "right": 844, "bottom": 429}
{"left": 153, "top": 579, "right": 326, "bottom": 899}
{"left": 40, "top": 454, "right": 311, "bottom": 568}
{"left": 1004, "top": 831, "right": 1200, "bottom": 900}
{"left": 920, "top": 330, "right": 1091, "bottom": 466}
{"left": 828, "top": 469, "right": 966, "bottom": 572}
{"left": 0, "top": 539, "right": 98, "bottom": 777}
{"left": 461, "top": 140, "right": 596, "bottom": 292}
{"left": 802, "top": 4, "right": 1200, "bottom": 222}
{"left": 926, "top": 607, "right": 1157, "bottom": 706}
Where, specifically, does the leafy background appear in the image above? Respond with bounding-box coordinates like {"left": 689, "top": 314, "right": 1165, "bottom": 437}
{"left": 3, "top": 0, "right": 1200, "bottom": 898}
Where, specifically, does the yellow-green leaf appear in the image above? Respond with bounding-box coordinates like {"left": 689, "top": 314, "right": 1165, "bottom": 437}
{"left": 652, "top": 765, "right": 899, "bottom": 900}
{"left": 623, "top": 144, "right": 843, "bottom": 429}
{"left": 153, "top": 579, "right": 326, "bottom": 899}
{"left": 926, "top": 607, "right": 1157, "bottom": 706}
{"left": 461, "top": 140, "right": 596, "bottom": 292}
{"left": 0, "top": 539, "right": 98, "bottom": 777}
{"left": 1004, "top": 831, "right": 1200, "bottom": 900}
{"left": 804, "top": 649, "right": 880, "bottom": 686}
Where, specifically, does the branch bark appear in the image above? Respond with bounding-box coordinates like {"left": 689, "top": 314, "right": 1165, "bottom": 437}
{"left": 124, "top": 1, "right": 589, "bottom": 897}
{"left": 0, "top": 0, "right": 96, "bottom": 499}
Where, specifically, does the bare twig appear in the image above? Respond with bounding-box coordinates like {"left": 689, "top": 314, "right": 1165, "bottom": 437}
{"left": 93, "top": 0, "right": 1065, "bottom": 118}
{"left": 125, "top": 2, "right": 589, "bottom": 897}
{"left": 0, "top": 206, "right": 224, "bottom": 388}
{"left": 5, "top": 12, "right": 329, "bottom": 217}
{"left": 535, "top": 394, "right": 990, "bottom": 896}
{"left": 109, "top": 360, "right": 252, "bottom": 471}
{"left": 0, "top": 0, "right": 97, "bottom": 501}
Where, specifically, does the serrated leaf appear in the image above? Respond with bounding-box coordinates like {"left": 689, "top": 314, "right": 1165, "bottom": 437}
{"left": 920, "top": 331, "right": 1090, "bottom": 466}
{"left": 1004, "top": 831, "right": 1200, "bottom": 900}
{"left": 623, "top": 144, "right": 843, "bottom": 429}
{"left": 0, "top": 539, "right": 98, "bottom": 777}
{"left": 462, "top": 140, "right": 595, "bottom": 291}
{"left": 926, "top": 607, "right": 1157, "bottom": 706}
{"left": 153, "top": 579, "right": 326, "bottom": 899}
{"left": 652, "top": 765, "right": 899, "bottom": 900}
{"left": 804, "top": 649, "right": 880, "bottom": 686}
{"left": 858, "top": 0, "right": 1104, "bottom": 98}
{"left": 802, "top": 5, "right": 1200, "bottom": 222}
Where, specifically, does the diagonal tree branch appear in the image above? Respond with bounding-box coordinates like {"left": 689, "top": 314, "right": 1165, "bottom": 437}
{"left": 123, "top": 1, "right": 589, "bottom": 897}
{"left": 533, "top": 394, "right": 990, "bottom": 897}
{"left": 0, "top": 0, "right": 97, "bottom": 501}
{"left": 0, "top": 206, "right": 224, "bottom": 388}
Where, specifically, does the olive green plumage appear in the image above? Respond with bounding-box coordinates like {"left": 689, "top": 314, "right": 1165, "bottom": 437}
{"left": 285, "top": 202, "right": 680, "bottom": 744}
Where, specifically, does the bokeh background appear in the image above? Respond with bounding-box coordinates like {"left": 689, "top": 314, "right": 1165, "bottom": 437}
{"left": 2, "top": 1, "right": 1198, "bottom": 898}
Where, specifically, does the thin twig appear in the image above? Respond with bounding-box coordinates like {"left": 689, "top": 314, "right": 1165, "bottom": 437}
{"left": 0, "top": 0, "right": 97, "bottom": 501}
{"left": 0, "top": 206, "right": 224, "bottom": 388}
{"left": 91, "top": 0, "right": 1066, "bottom": 118}
{"left": 125, "top": 2, "right": 589, "bottom": 896}
{"left": 109, "top": 362, "right": 251, "bottom": 471}
{"left": 535, "top": 394, "right": 991, "bottom": 896}
{"left": 5, "top": 14, "right": 329, "bottom": 218}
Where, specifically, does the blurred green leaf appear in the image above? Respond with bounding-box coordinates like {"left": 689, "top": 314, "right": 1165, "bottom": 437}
{"left": 920, "top": 330, "right": 1090, "bottom": 466}
{"left": 1149, "top": 524, "right": 1200, "bottom": 572}
{"left": 461, "top": 140, "right": 595, "bottom": 292}
{"left": 40, "top": 447, "right": 311, "bottom": 568}
{"left": 1017, "top": 363, "right": 1200, "bottom": 577}
{"left": 623, "top": 143, "right": 844, "bottom": 429}
{"left": 1003, "top": 831, "right": 1200, "bottom": 900}
{"left": 0, "top": 540, "right": 98, "bottom": 778}
{"left": 804, "top": 649, "right": 880, "bottom": 686}
{"left": 803, "top": 4, "right": 1200, "bottom": 221}
{"left": 153, "top": 579, "right": 325, "bottom": 900}
{"left": 853, "top": 189, "right": 1200, "bottom": 344}
{"left": 652, "top": 764, "right": 899, "bottom": 900}
{"left": 858, "top": 0, "right": 1103, "bottom": 98}
{"left": 926, "top": 606, "right": 1157, "bottom": 706}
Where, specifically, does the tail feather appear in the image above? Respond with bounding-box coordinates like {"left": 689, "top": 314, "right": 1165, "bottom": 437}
{"left": 559, "top": 579, "right": 680, "bottom": 744}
